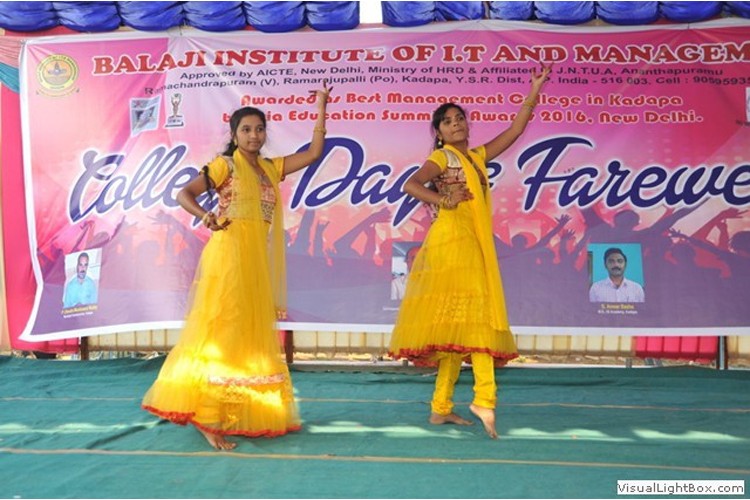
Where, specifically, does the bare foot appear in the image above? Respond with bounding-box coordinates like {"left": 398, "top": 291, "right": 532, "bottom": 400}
{"left": 198, "top": 428, "right": 237, "bottom": 450}
{"left": 429, "top": 412, "right": 474, "bottom": 426}
{"left": 470, "top": 404, "right": 498, "bottom": 439}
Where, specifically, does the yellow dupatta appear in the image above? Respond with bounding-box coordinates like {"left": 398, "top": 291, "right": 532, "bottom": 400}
{"left": 443, "top": 144, "right": 509, "bottom": 332}
{"left": 231, "top": 149, "right": 287, "bottom": 317}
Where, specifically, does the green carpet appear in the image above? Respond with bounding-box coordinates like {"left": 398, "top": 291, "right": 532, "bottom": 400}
{"left": 1, "top": 356, "right": 748, "bottom": 498}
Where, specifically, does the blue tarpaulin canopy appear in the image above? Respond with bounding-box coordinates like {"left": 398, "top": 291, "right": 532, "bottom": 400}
{"left": 0, "top": 1, "right": 748, "bottom": 32}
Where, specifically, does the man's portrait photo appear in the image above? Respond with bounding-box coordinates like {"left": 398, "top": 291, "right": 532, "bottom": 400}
{"left": 62, "top": 249, "right": 101, "bottom": 310}
{"left": 391, "top": 242, "right": 421, "bottom": 301}
{"left": 588, "top": 244, "right": 645, "bottom": 303}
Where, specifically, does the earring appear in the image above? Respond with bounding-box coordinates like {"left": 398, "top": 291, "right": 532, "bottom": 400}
{"left": 437, "top": 138, "right": 443, "bottom": 148}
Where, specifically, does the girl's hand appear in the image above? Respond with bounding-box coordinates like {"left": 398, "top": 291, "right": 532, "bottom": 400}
{"left": 530, "top": 63, "right": 553, "bottom": 91}
{"left": 309, "top": 79, "right": 333, "bottom": 110}
{"left": 444, "top": 185, "right": 474, "bottom": 208}
{"left": 203, "top": 212, "right": 231, "bottom": 231}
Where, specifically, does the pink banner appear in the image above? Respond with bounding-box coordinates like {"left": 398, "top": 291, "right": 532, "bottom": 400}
{"left": 16, "top": 20, "right": 750, "bottom": 341}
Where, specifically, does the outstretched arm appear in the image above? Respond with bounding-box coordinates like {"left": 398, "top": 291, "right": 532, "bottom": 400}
{"left": 650, "top": 201, "right": 706, "bottom": 234}
{"left": 532, "top": 214, "right": 571, "bottom": 250}
{"left": 669, "top": 228, "right": 732, "bottom": 259}
{"left": 282, "top": 81, "right": 332, "bottom": 176}
{"left": 290, "top": 209, "right": 316, "bottom": 254}
{"left": 559, "top": 229, "right": 589, "bottom": 266}
{"left": 691, "top": 208, "right": 745, "bottom": 246}
{"left": 483, "top": 64, "right": 552, "bottom": 161}
{"left": 313, "top": 220, "right": 329, "bottom": 258}
{"left": 333, "top": 208, "right": 390, "bottom": 256}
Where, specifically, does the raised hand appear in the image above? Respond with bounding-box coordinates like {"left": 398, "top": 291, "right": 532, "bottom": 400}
{"left": 668, "top": 228, "right": 686, "bottom": 239}
{"left": 284, "top": 81, "right": 332, "bottom": 175}
{"left": 309, "top": 79, "right": 333, "bottom": 110}
{"left": 530, "top": 63, "right": 553, "bottom": 91}
{"left": 555, "top": 213, "right": 572, "bottom": 226}
{"left": 719, "top": 207, "right": 746, "bottom": 221}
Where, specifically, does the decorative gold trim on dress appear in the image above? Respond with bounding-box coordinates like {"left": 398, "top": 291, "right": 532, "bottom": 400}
{"left": 207, "top": 373, "right": 287, "bottom": 386}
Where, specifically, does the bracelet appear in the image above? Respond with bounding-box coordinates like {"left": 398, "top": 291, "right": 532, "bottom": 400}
{"left": 438, "top": 194, "right": 456, "bottom": 210}
{"left": 201, "top": 212, "right": 213, "bottom": 227}
{"left": 522, "top": 97, "right": 537, "bottom": 109}
{"left": 313, "top": 126, "right": 327, "bottom": 134}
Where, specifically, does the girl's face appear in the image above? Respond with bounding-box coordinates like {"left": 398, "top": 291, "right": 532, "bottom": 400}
{"left": 437, "top": 107, "right": 468, "bottom": 145}
{"left": 234, "top": 114, "right": 266, "bottom": 156}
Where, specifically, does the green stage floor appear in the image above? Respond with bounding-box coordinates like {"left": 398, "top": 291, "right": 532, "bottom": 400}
{"left": 1, "top": 356, "right": 748, "bottom": 498}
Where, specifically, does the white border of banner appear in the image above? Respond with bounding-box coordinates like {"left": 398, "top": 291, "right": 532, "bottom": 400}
{"left": 17, "top": 18, "right": 750, "bottom": 342}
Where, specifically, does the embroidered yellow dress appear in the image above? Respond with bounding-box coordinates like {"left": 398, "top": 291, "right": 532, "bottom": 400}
{"left": 389, "top": 144, "right": 518, "bottom": 366}
{"left": 142, "top": 150, "right": 300, "bottom": 437}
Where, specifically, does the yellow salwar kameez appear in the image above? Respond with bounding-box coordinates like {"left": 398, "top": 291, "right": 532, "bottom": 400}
{"left": 389, "top": 144, "right": 517, "bottom": 414}
{"left": 142, "top": 150, "right": 300, "bottom": 437}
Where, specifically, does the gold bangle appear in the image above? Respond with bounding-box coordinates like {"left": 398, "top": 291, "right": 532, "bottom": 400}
{"left": 201, "top": 212, "right": 213, "bottom": 227}
{"left": 522, "top": 97, "right": 537, "bottom": 109}
{"left": 438, "top": 194, "right": 456, "bottom": 210}
{"left": 313, "top": 126, "right": 327, "bottom": 134}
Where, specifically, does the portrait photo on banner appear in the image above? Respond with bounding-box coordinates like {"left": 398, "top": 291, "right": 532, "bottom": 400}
{"left": 588, "top": 243, "right": 645, "bottom": 306}
{"left": 390, "top": 241, "right": 421, "bottom": 302}
{"left": 61, "top": 248, "right": 101, "bottom": 317}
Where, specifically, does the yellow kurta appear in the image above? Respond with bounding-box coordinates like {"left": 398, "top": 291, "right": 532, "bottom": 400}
{"left": 142, "top": 151, "right": 299, "bottom": 437}
{"left": 389, "top": 145, "right": 518, "bottom": 367}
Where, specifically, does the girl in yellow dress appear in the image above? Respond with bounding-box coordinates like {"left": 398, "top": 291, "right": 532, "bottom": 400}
{"left": 389, "top": 66, "right": 551, "bottom": 439}
{"left": 142, "top": 83, "right": 332, "bottom": 450}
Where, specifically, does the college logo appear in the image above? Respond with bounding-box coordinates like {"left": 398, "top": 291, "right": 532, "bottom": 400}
{"left": 36, "top": 54, "right": 79, "bottom": 96}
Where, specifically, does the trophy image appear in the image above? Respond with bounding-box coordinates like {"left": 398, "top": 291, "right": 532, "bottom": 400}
{"left": 166, "top": 93, "right": 185, "bottom": 128}
{"left": 171, "top": 93, "right": 182, "bottom": 118}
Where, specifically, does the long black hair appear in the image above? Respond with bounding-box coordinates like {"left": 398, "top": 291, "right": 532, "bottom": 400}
{"left": 430, "top": 102, "right": 467, "bottom": 150}
{"left": 221, "top": 106, "right": 267, "bottom": 156}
